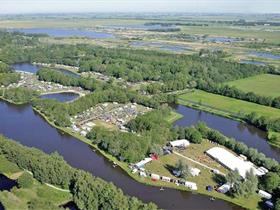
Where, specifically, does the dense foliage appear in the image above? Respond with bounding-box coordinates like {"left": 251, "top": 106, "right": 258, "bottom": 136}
{"left": 37, "top": 68, "right": 99, "bottom": 91}
{"left": 0, "top": 135, "right": 157, "bottom": 210}
{"left": 0, "top": 87, "right": 39, "bottom": 104}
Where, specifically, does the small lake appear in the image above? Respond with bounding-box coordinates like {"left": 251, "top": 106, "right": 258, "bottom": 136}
{"left": 131, "top": 41, "right": 192, "bottom": 52}
{"left": 0, "top": 100, "right": 242, "bottom": 210}
{"left": 174, "top": 105, "right": 280, "bottom": 162}
{"left": 40, "top": 92, "right": 79, "bottom": 102}
{"left": 205, "top": 37, "right": 239, "bottom": 43}
{"left": 8, "top": 28, "right": 115, "bottom": 39}
{"left": 12, "top": 63, "right": 80, "bottom": 77}
{"left": 0, "top": 174, "right": 17, "bottom": 191}
{"left": 104, "top": 24, "right": 177, "bottom": 31}
{"left": 240, "top": 60, "right": 266, "bottom": 66}
{"left": 249, "top": 51, "right": 280, "bottom": 60}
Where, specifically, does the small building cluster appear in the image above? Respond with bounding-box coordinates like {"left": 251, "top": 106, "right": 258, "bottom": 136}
{"left": 70, "top": 102, "right": 151, "bottom": 136}
{"left": 8, "top": 71, "right": 88, "bottom": 95}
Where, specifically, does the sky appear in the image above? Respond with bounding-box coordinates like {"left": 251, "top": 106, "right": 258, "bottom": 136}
{"left": 0, "top": 0, "right": 279, "bottom": 14}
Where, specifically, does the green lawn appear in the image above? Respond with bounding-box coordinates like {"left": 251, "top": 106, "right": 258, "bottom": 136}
{"left": 226, "top": 74, "right": 280, "bottom": 97}
{"left": 179, "top": 90, "right": 280, "bottom": 119}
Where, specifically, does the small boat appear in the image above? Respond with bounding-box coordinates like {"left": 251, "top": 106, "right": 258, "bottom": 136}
{"left": 113, "top": 162, "right": 117, "bottom": 167}
{"left": 160, "top": 187, "right": 164, "bottom": 191}
{"left": 210, "top": 197, "right": 215, "bottom": 201}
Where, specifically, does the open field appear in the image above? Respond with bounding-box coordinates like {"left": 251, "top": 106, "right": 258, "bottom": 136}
{"left": 226, "top": 74, "right": 280, "bottom": 97}
{"left": 179, "top": 90, "right": 280, "bottom": 119}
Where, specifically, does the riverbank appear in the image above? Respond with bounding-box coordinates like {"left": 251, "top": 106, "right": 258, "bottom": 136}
{"left": 31, "top": 106, "right": 255, "bottom": 210}
{"left": 178, "top": 92, "right": 280, "bottom": 149}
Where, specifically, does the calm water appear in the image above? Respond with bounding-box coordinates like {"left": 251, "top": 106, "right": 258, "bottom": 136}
{"left": 104, "top": 24, "right": 177, "bottom": 31}
{"left": 0, "top": 174, "right": 17, "bottom": 191}
{"left": 131, "top": 41, "right": 192, "bottom": 52}
{"left": 249, "top": 51, "right": 280, "bottom": 60}
{"left": 205, "top": 37, "right": 239, "bottom": 43}
{"left": 12, "top": 63, "right": 80, "bottom": 77}
{"left": 0, "top": 99, "right": 242, "bottom": 210}
{"left": 8, "top": 28, "right": 115, "bottom": 39}
{"left": 174, "top": 105, "right": 280, "bottom": 162}
{"left": 239, "top": 60, "right": 266, "bottom": 66}
{"left": 40, "top": 92, "right": 79, "bottom": 102}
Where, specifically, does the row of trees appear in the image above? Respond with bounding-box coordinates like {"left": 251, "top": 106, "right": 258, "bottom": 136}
{"left": 246, "top": 112, "right": 280, "bottom": 133}
{"left": 37, "top": 68, "right": 99, "bottom": 91}
{"left": 197, "top": 82, "right": 280, "bottom": 109}
{"left": 0, "top": 87, "right": 39, "bottom": 104}
{"left": 0, "top": 135, "right": 157, "bottom": 210}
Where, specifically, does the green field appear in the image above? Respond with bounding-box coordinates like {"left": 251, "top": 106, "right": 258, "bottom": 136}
{"left": 226, "top": 74, "right": 280, "bottom": 97}
{"left": 179, "top": 90, "right": 280, "bottom": 119}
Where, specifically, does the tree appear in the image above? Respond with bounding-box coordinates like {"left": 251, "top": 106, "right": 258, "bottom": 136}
{"left": 275, "top": 199, "right": 280, "bottom": 210}
{"left": 260, "top": 172, "right": 280, "bottom": 193}
{"left": 175, "top": 160, "right": 190, "bottom": 179}
{"left": 226, "top": 169, "right": 241, "bottom": 184}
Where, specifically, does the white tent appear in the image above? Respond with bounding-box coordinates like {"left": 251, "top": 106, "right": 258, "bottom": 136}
{"left": 134, "top": 158, "right": 152, "bottom": 169}
{"left": 206, "top": 147, "right": 263, "bottom": 178}
{"left": 184, "top": 181, "right": 197, "bottom": 190}
{"left": 170, "top": 139, "right": 190, "bottom": 148}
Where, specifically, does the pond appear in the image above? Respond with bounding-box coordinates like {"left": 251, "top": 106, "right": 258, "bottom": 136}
{"left": 40, "top": 92, "right": 79, "bottom": 102}
{"left": 205, "top": 37, "right": 239, "bottom": 43}
{"left": 12, "top": 63, "right": 80, "bottom": 77}
{"left": 174, "top": 105, "right": 280, "bottom": 162}
{"left": 239, "top": 60, "right": 266, "bottom": 66}
{"left": 0, "top": 99, "right": 243, "bottom": 210}
{"left": 131, "top": 41, "right": 192, "bottom": 52}
{"left": 249, "top": 51, "right": 280, "bottom": 60}
{"left": 0, "top": 174, "right": 17, "bottom": 191}
{"left": 104, "top": 24, "right": 177, "bottom": 31}
{"left": 7, "top": 28, "right": 115, "bottom": 39}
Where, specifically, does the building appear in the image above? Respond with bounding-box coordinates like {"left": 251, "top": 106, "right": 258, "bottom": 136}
{"left": 258, "top": 190, "right": 272, "bottom": 199}
{"left": 169, "top": 139, "right": 190, "bottom": 148}
{"left": 134, "top": 158, "right": 152, "bottom": 169}
{"left": 206, "top": 147, "right": 263, "bottom": 178}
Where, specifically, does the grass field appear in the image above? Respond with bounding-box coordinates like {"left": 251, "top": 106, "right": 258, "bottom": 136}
{"left": 179, "top": 90, "right": 280, "bottom": 119}
{"left": 226, "top": 74, "right": 280, "bottom": 97}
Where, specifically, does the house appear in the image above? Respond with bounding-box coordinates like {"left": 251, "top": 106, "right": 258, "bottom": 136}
{"left": 169, "top": 139, "right": 190, "bottom": 148}
{"left": 258, "top": 190, "right": 272, "bottom": 199}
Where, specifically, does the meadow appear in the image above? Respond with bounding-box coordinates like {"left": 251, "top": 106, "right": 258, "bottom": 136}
{"left": 179, "top": 90, "right": 280, "bottom": 119}
{"left": 226, "top": 74, "right": 280, "bottom": 97}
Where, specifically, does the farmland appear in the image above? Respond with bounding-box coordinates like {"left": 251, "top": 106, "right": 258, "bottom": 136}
{"left": 179, "top": 89, "right": 280, "bottom": 119}
{"left": 226, "top": 74, "right": 280, "bottom": 97}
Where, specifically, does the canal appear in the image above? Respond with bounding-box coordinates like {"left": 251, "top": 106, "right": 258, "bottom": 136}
{"left": 0, "top": 99, "right": 243, "bottom": 210}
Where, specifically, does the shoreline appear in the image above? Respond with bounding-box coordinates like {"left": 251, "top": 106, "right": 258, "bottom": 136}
{"left": 177, "top": 98, "right": 280, "bottom": 149}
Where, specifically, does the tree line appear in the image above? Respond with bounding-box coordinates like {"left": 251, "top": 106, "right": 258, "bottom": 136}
{"left": 0, "top": 87, "right": 39, "bottom": 104}
{"left": 0, "top": 135, "right": 157, "bottom": 210}
{"left": 197, "top": 82, "right": 280, "bottom": 109}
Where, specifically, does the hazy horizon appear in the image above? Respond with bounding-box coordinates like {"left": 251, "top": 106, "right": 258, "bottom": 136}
{"left": 0, "top": 0, "right": 280, "bottom": 14}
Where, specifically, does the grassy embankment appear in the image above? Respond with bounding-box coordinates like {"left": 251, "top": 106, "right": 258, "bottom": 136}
{"left": 226, "top": 74, "right": 280, "bottom": 98}
{"left": 178, "top": 89, "right": 280, "bottom": 147}
{"left": 0, "top": 156, "right": 72, "bottom": 210}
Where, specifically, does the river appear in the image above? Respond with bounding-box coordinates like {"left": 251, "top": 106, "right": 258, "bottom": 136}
{"left": 174, "top": 105, "right": 280, "bottom": 162}
{"left": 0, "top": 99, "right": 243, "bottom": 210}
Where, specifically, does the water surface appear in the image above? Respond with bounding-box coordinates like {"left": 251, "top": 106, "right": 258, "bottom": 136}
{"left": 8, "top": 28, "right": 115, "bottom": 39}
{"left": 239, "top": 60, "right": 266, "bottom": 66}
{"left": 131, "top": 41, "right": 192, "bottom": 52}
{"left": 249, "top": 51, "right": 280, "bottom": 60}
{"left": 0, "top": 174, "right": 17, "bottom": 191}
{"left": 40, "top": 92, "right": 79, "bottom": 102}
{"left": 174, "top": 105, "right": 280, "bottom": 162}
